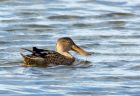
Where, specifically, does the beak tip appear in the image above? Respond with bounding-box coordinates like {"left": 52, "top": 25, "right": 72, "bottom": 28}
{"left": 85, "top": 52, "right": 92, "bottom": 56}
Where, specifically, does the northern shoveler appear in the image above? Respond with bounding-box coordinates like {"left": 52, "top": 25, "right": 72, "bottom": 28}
{"left": 20, "top": 37, "right": 90, "bottom": 67}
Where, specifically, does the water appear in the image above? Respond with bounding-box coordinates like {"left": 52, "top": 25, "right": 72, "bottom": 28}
{"left": 0, "top": 0, "right": 140, "bottom": 95}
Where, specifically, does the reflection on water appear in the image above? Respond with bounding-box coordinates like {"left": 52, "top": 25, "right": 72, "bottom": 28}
{"left": 0, "top": 0, "right": 140, "bottom": 95}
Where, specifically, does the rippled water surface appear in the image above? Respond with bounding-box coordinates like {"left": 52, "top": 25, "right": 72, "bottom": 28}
{"left": 0, "top": 0, "right": 140, "bottom": 96}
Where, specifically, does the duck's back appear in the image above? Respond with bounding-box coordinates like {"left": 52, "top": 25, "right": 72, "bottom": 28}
{"left": 22, "top": 49, "right": 74, "bottom": 67}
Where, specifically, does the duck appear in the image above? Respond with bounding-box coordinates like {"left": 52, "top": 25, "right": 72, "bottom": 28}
{"left": 20, "top": 37, "right": 90, "bottom": 67}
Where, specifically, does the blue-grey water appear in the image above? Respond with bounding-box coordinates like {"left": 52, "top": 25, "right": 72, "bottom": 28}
{"left": 0, "top": 0, "right": 140, "bottom": 96}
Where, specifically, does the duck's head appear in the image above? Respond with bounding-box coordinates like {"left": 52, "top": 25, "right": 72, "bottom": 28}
{"left": 56, "top": 37, "right": 90, "bottom": 58}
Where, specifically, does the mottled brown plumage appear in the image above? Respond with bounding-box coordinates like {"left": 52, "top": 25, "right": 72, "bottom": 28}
{"left": 20, "top": 37, "right": 90, "bottom": 67}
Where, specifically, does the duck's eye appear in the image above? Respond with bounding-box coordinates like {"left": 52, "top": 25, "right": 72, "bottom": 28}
{"left": 66, "top": 41, "right": 71, "bottom": 43}
{"left": 62, "top": 40, "right": 69, "bottom": 43}
{"left": 62, "top": 40, "right": 67, "bottom": 42}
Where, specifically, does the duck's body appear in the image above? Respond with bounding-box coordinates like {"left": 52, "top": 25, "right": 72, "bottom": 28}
{"left": 20, "top": 37, "right": 90, "bottom": 67}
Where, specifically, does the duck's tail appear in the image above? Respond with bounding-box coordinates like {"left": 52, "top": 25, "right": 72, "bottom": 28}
{"left": 20, "top": 48, "right": 33, "bottom": 53}
{"left": 20, "top": 52, "right": 27, "bottom": 58}
{"left": 20, "top": 48, "right": 32, "bottom": 60}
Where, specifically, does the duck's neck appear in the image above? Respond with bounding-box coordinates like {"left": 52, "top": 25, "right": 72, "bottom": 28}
{"left": 57, "top": 51, "right": 74, "bottom": 59}
{"left": 58, "top": 51, "right": 75, "bottom": 64}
